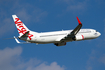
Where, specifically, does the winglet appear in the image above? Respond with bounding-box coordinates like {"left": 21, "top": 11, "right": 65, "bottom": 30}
{"left": 76, "top": 17, "right": 82, "bottom": 25}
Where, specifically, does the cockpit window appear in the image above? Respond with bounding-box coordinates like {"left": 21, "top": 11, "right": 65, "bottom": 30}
{"left": 94, "top": 33, "right": 98, "bottom": 35}
{"left": 95, "top": 30, "right": 98, "bottom": 32}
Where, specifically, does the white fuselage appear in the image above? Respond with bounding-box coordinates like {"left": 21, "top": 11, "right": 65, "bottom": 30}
{"left": 20, "top": 29, "right": 101, "bottom": 44}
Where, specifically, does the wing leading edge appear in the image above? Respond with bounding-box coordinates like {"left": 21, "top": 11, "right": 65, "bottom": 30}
{"left": 67, "top": 17, "right": 82, "bottom": 37}
{"left": 59, "top": 17, "right": 82, "bottom": 41}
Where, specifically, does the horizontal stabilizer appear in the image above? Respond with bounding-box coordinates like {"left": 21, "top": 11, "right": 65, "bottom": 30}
{"left": 14, "top": 36, "right": 20, "bottom": 43}
{"left": 14, "top": 36, "right": 30, "bottom": 44}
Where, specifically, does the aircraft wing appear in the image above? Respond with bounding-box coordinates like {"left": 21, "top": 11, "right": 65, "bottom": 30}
{"left": 66, "top": 17, "right": 82, "bottom": 37}
{"left": 60, "top": 17, "right": 82, "bottom": 41}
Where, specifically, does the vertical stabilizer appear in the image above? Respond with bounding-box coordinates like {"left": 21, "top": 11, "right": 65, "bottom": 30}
{"left": 12, "top": 15, "right": 30, "bottom": 36}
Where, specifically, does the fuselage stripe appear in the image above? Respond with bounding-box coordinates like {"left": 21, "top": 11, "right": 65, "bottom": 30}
{"left": 81, "top": 35, "right": 84, "bottom": 39}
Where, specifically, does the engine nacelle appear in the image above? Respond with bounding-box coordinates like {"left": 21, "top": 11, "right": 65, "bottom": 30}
{"left": 54, "top": 42, "right": 66, "bottom": 46}
{"left": 75, "top": 35, "right": 84, "bottom": 41}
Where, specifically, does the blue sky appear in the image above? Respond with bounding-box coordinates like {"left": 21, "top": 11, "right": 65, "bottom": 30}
{"left": 0, "top": 0, "right": 105, "bottom": 70}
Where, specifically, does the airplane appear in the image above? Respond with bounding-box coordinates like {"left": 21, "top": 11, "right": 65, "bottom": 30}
{"left": 12, "top": 15, "right": 101, "bottom": 46}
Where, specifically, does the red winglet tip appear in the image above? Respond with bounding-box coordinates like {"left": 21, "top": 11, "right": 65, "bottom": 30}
{"left": 76, "top": 17, "right": 82, "bottom": 25}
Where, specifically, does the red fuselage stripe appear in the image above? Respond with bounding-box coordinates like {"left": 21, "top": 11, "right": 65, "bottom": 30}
{"left": 82, "top": 35, "right": 84, "bottom": 39}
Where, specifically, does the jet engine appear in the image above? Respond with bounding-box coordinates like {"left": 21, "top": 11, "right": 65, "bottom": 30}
{"left": 54, "top": 42, "right": 66, "bottom": 46}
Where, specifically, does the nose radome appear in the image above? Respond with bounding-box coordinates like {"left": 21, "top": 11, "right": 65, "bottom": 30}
{"left": 97, "top": 32, "right": 101, "bottom": 37}
{"left": 94, "top": 32, "right": 101, "bottom": 37}
{"left": 98, "top": 32, "right": 101, "bottom": 36}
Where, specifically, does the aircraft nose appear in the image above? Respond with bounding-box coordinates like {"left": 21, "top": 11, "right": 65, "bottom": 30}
{"left": 98, "top": 32, "right": 101, "bottom": 36}
{"left": 94, "top": 32, "right": 101, "bottom": 37}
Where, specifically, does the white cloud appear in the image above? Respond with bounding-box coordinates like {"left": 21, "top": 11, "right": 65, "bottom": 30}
{"left": 33, "top": 62, "right": 65, "bottom": 70}
{"left": 66, "top": 2, "right": 86, "bottom": 12}
{"left": 103, "top": 18, "right": 105, "bottom": 42}
{"left": 0, "top": 0, "right": 48, "bottom": 37}
{"left": 0, "top": 46, "right": 22, "bottom": 70}
{"left": 86, "top": 50, "right": 95, "bottom": 70}
{"left": 86, "top": 49, "right": 105, "bottom": 70}
{"left": 0, "top": 18, "right": 15, "bottom": 38}
{"left": 16, "top": 9, "right": 31, "bottom": 23}
{"left": 0, "top": 46, "right": 65, "bottom": 70}
{"left": 32, "top": 9, "right": 48, "bottom": 22}
{"left": 11, "top": 1, "right": 48, "bottom": 23}
{"left": 14, "top": 8, "right": 48, "bottom": 23}
{"left": 103, "top": 18, "right": 105, "bottom": 32}
{"left": 56, "top": 0, "right": 87, "bottom": 12}
{"left": 99, "top": 54, "right": 105, "bottom": 65}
